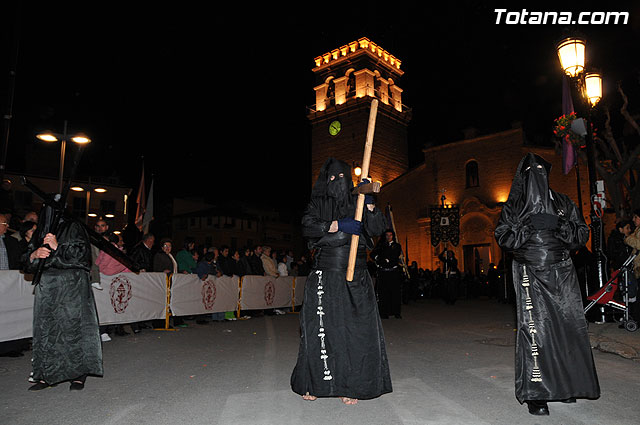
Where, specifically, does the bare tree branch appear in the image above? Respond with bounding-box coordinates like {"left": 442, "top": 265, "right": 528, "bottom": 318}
{"left": 602, "top": 106, "right": 624, "bottom": 163}
{"left": 618, "top": 82, "right": 640, "bottom": 136}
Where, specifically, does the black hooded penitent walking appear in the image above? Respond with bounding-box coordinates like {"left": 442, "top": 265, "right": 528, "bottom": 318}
{"left": 494, "top": 153, "right": 600, "bottom": 411}
{"left": 28, "top": 206, "right": 103, "bottom": 387}
{"left": 291, "top": 158, "right": 392, "bottom": 400}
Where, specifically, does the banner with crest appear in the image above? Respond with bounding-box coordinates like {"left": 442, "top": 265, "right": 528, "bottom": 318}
{"left": 430, "top": 205, "right": 460, "bottom": 247}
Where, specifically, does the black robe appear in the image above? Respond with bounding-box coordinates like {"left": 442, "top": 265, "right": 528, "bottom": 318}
{"left": 370, "top": 240, "right": 403, "bottom": 316}
{"left": 291, "top": 158, "right": 392, "bottom": 399}
{"left": 495, "top": 153, "right": 599, "bottom": 403}
{"left": 29, "top": 218, "right": 103, "bottom": 385}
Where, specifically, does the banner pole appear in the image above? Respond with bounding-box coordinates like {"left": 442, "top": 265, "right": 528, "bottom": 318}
{"left": 236, "top": 276, "right": 243, "bottom": 319}
{"left": 155, "top": 273, "right": 176, "bottom": 331}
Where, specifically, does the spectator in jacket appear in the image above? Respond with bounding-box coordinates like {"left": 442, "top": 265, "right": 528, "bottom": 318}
{"left": 16, "top": 220, "right": 37, "bottom": 265}
{"left": 238, "top": 247, "right": 253, "bottom": 276}
{"left": 95, "top": 232, "right": 132, "bottom": 275}
{"left": 218, "top": 245, "right": 234, "bottom": 277}
{"left": 261, "top": 245, "right": 279, "bottom": 277}
{"left": 277, "top": 253, "right": 289, "bottom": 277}
{"left": 153, "top": 238, "right": 177, "bottom": 274}
{"left": 249, "top": 245, "right": 265, "bottom": 275}
{"left": 176, "top": 237, "right": 197, "bottom": 273}
{"left": 608, "top": 220, "right": 633, "bottom": 271}
{"left": 0, "top": 213, "right": 21, "bottom": 270}
{"left": 11, "top": 211, "right": 38, "bottom": 242}
{"left": 130, "top": 233, "right": 155, "bottom": 271}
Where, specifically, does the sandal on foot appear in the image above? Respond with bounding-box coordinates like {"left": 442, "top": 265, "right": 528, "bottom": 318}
{"left": 28, "top": 381, "right": 53, "bottom": 391}
{"left": 70, "top": 381, "right": 85, "bottom": 391}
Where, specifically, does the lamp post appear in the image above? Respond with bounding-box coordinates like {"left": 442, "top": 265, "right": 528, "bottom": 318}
{"left": 36, "top": 120, "right": 91, "bottom": 193}
{"left": 556, "top": 36, "right": 606, "bottom": 322}
{"left": 70, "top": 180, "right": 108, "bottom": 224}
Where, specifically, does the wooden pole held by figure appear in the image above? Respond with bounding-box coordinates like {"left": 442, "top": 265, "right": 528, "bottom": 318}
{"left": 346, "top": 99, "right": 378, "bottom": 281}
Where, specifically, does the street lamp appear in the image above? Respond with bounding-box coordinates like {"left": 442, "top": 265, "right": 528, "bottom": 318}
{"left": 557, "top": 38, "right": 586, "bottom": 77}
{"left": 70, "top": 182, "right": 108, "bottom": 224}
{"left": 584, "top": 72, "right": 603, "bottom": 107}
{"left": 36, "top": 120, "right": 91, "bottom": 193}
{"left": 556, "top": 36, "right": 606, "bottom": 322}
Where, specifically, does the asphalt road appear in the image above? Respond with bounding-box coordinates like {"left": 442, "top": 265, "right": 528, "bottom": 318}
{"left": 1, "top": 298, "right": 639, "bottom": 425}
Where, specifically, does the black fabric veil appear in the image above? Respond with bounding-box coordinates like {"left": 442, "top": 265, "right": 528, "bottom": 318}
{"left": 503, "top": 153, "right": 554, "bottom": 223}
{"left": 310, "top": 158, "right": 355, "bottom": 220}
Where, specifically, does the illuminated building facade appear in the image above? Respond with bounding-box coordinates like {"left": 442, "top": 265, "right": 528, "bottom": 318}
{"left": 377, "top": 127, "right": 591, "bottom": 274}
{"left": 308, "top": 37, "right": 412, "bottom": 187}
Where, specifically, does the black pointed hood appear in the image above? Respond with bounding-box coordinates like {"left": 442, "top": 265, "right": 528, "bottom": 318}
{"left": 505, "top": 153, "right": 554, "bottom": 220}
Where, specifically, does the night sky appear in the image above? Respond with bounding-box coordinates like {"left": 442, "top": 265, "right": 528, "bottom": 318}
{"left": 1, "top": 2, "right": 639, "bottom": 217}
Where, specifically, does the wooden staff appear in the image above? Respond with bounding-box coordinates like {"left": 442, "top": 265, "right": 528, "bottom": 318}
{"left": 346, "top": 99, "right": 378, "bottom": 281}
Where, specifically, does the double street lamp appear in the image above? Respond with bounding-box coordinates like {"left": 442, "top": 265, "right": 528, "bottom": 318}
{"left": 556, "top": 36, "right": 606, "bottom": 321}
{"left": 70, "top": 182, "right": 108, "bottom": 224}
{"left": 36, "top": 120, "right": 91, "bottom": 193}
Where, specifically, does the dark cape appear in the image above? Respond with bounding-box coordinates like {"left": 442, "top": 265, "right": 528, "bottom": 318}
{"left": 291, "top": 158, "right": 392, "bottom": 399}
{"left": 370, "top": 239, "right": 403, "bottom": 316}
{"left": 495, "top": 153, "right": 600, "bottom": 403}
{"left": 28, "top": 215, "right": 103, "bottom": 385}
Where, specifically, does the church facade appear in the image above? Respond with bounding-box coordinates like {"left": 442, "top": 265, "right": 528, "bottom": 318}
{"left": 376, "top": 127, "right": 591, "bottom": 274}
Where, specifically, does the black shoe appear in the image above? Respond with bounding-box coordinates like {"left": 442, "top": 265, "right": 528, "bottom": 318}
{"left": 561, "top": 398, "right": 576, "bottom": 403}
{"left": 395, "top": 314, "right": 402, "bottom": 319}
{"left": 133, "top": 329, "right": 141, "bottom": 334}
{"left": 115, "top": 327, "right": 129, "bottom": 336}
{"left": 69, "top": 381, "right": 85, "bottom": 391}
{"left": 527, "top": 401, "right": 549, "bottom": 416}
{"left": 28, "top": 381, "right": 53, "bottom": 391}
{"left": 380, "top": 314, "right": 389, "bottom": 319}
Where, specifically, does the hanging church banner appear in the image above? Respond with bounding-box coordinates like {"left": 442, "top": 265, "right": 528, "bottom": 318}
{"left": 430, "top": 205, "right": 460, "bottom": 247}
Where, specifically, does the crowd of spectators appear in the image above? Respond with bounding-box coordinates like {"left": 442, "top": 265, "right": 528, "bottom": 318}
{"left": 0, "top": 205, "right": 314, "bottom": 346}
{"left": 94, "top": 230, "right": 313, "bottom": 339}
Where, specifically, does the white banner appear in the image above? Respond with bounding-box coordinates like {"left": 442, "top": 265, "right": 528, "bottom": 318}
{"left": 1, "top": 272, "right": 305, "bottom": 342}
{"left": 170, "top": 274, "right": 239, "bottom": 316}
{"left": 93, "top": 272, "right": 167, "bottom": 325}
{"left": 240, "top": 275, "right": 294, "bottom": 310}
{"left": 0, "top": 271, "right": 34, "bottom": 342}
{"left": 293, "top": 276, "right": 306, "bottom": 306}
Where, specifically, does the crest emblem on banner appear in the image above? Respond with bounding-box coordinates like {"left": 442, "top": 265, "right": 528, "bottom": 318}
{"left": 264, "top": 281, "right": 275, "bottom": 306}
{"left": 201, "top": 279, "right": 217, "bottom": 310}
{"left": 430, "top": 205, "right": 460, "bottom": 247}
{"left": 109, "top": 276, "right": 133, "bottom": 314}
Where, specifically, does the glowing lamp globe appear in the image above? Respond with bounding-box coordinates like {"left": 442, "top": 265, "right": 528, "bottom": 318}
{"left": 557, "top": 38, "right": 586, "bottom": 77}
{"left": 584, "top": 72, "right": 602, "bottom": 106}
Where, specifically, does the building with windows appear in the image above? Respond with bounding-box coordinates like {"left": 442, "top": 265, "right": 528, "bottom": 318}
{"left": 376, "top": 127, "right": 591, "bottom": 275}
{"left": 170, "top": 198, "right": 304, "bottom": 255}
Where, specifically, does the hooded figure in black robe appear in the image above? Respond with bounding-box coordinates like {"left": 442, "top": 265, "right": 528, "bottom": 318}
{"left": 26, "top": 206, "right": 103, "bottom": 390}
{"left": 291, "top": 158, "right": 392, "bottom": 402}
{"left": 495, "top": 153, "right": 600, "bottom": 415}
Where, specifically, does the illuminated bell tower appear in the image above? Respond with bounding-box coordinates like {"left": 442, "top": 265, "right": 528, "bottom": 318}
{"left": 308, "top": 37, "right": 412, "bottom": 186}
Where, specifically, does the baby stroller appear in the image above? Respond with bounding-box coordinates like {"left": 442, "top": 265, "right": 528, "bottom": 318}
{"left": 584, "top": 250, "right": 638, "bottom": 332}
